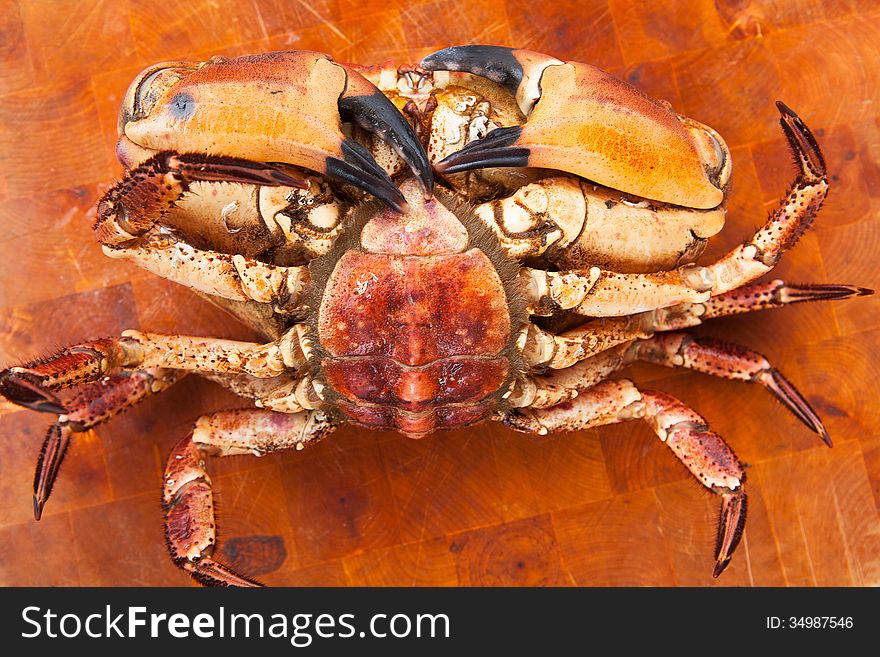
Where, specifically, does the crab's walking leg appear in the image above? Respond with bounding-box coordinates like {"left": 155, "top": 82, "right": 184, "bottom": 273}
{"left": 679, "top": 280, "right": 873, "bottom": 326}
{"left": 103, "top": 233, "right": 309, "bottom": 312}
{"left": 499, "top": 380, "right": 746, "bottom": 576}
{"left": 0, "top": 328, "right": 308, "bottom": 395}
{"left": 522, "top": 103, "right": 829, "bottom": 316}
{"left": 200, "top": 371, "right": 323, "bottom": 413}
{"left": 627, "top": 333, "right": 830, "bottom": 445}
{"left": 522, "top": 280, "right": 872, "bottom": 369}
{"left": 510, "top": 344, "right": 630, "bottom": 408}
{"left": 163, "top": 409, "right": 336, "bottom": 586}
{"left": 0, "top": 369, "right": 185, "bottom": 519}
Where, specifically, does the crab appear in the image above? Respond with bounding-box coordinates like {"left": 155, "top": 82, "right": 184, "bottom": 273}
{"left": 0, "top": 46, "right": 871, "bottom": 586}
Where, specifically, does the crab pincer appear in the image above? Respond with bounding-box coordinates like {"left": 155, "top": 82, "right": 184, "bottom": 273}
{"left": 421, "top": 45, "right": 729, "bottom": 209}
{"left": 119, "top": 51, "right": 432, "bottom": 211}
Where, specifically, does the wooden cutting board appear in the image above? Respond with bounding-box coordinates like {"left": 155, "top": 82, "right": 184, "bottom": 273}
{"left": 0, "top": 0, "right": 877, "bottom": 586}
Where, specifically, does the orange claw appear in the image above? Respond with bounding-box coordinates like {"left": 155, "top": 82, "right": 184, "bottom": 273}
{"left": 421, "top": 45, "right": 729, "bottom": 209}
{"left": 119, "top": 51, "right": 432, "bottom": 211}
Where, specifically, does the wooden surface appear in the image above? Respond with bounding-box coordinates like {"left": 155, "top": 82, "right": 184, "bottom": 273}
{"left": 0, "top": 0, "right": 878, "bottom": 587}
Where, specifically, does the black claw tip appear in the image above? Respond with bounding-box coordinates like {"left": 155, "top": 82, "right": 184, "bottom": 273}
{"left": 327, "top": 139, "right": 407, "bottom": 211}
{"left": 421, "top": 46, "right": 524, "bottom": 94}
{"left": 338, "top": 90, "right": 433, "bottom": 196}
{"left": 435, "top": 125, "right": 528, "bottom": 174}
{"left": 33, "top": 495, "right": 43, "bottom": 521}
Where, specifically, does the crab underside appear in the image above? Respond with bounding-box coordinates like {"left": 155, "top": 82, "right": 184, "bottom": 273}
{"left": 0, "top": 46, "right": 871, "bottom": 586}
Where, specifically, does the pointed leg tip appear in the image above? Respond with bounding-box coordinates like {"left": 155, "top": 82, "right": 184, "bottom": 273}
{"left": 0, "top": 373, "right": 67, "bottom": 415}
{"left": 714, "top": 492, "right": 746, "bottom": 579}
{"left": 774, "top": 101, "right": 826, "bottom": 177}
{"left": 184, "top": 557, "right": 263, "bottom": 588}
{"left": 775, "top": 100, "right": 797, "bottom": 117}
{"left": 712, "top": 558, "right": 731, "bottom": 578}
{"left": 764, "top": 369, "right": 830, "bottom": 444}
{"left": 171, "top": 154, "right": 309, "bottom": 189}
{"left": 33, "top": 495, "right": 44, "bottom": 521}
{"left": 857, "top": 287, "right": 874, "bottom": 297}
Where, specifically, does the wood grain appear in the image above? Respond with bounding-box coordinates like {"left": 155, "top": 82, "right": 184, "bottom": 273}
{"left": 0, "top": 0, "right": 877, "bottom": 587}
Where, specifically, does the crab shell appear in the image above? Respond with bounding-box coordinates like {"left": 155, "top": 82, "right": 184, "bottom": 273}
{"left": 310, "top": 181, "right": 524, "bottom": 438}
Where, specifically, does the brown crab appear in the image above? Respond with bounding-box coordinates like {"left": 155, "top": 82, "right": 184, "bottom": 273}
{"left": 0, "top": 46, "right": 870, "bottom": 586}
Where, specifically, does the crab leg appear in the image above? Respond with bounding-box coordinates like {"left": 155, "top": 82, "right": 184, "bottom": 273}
{"left": 0, "top": 369, "right": 185, "bottom": 519}
{"left": 626, "top": 333, "right": 830, "bottom": 445}
{"left": 95, "top": 152, "right": 307, "bottom": 246}
{"left": 521, "top": 280, "right": 872, "bottom": 368}
{"left": 103, "top": 232, "right": 309, "bottom": 312}
{"left": 521, "top": 320, "right": 644, "bottom": 370}
{"left": 0, "top": 327, "right": 307, "bottom": 398}
{"left": 522, "top": 103, "right": 828, "bottom": 316}
{"left": 676, "top": 280, "right": 873, "bottom": 326}
{"left": 163, "top": 408, "right": 336, "bottom": 586}
{"left": 200, "top": 371, "right": 324, "bottom": 413}
{"left": 499, "top": 380, "right": 746, "bottom": 577}
{"left": 509, "top": 344, "right": 630, "bottom": 408}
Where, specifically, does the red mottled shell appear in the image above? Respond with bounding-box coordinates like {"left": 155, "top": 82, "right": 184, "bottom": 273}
{"left": 314, "top": 193, "right": 514, "bottom": 437}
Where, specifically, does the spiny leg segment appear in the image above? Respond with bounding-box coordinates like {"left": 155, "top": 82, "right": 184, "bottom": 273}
{"left": 522, "top": 279, "right": 872, "bottom": 370}
{"left": 0, "top": 368, "right": 184, "bottom": 519}
{"left": 163, "top": 409, "right": 336, "bottom": 586}
{"left": 0, "top": 329, "right": 308, "bottom": 395}
{"left": 628, "top": 332, "right": 830, "bottom": 445}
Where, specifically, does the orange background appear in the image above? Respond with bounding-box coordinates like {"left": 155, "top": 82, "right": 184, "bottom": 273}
{"left": 0, "top": 0, "right": 878, "bottom": 586}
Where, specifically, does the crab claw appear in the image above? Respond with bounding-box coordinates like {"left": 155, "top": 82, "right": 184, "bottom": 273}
{"left": 422, "top": 45, "right": 730, "bottom": 210}
{"left": 120, "top": 51, "right": 432, "bottom": 211}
